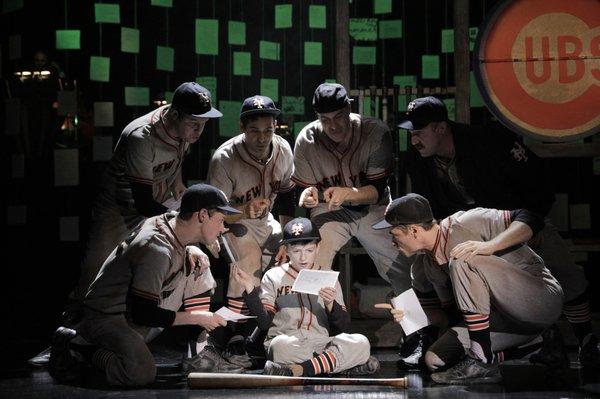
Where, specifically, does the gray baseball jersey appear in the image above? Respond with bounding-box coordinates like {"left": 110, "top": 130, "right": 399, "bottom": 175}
{"left": 292, "top": 113, "right": 393, "bottom": 206}
{"left": 75, "top": 105, "right": 188, "bottom": 300}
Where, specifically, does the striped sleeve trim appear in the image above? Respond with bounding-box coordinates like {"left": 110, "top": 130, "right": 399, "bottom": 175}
{"left": 184, "top": 296, "right": 211, "bottom": 312}
{"left": 227, "top": 297, "right": 249, "bottom": 314}
{"left": 365, "top": 169, "right": 393, "bottom": 181}
{"left": 130, "top": 287, "right": 160, "bottom": 302}
{"left": 503, "top": 210, "right": 511, "bottom": 229}
{"left": 291, "top": 176, "right": 316, "bottom": 188}
{"left": 126, "top": 175, "right": 153, "bottom": 185}
{"left": 261, "top": 301, "right": 277, "bottom": 313}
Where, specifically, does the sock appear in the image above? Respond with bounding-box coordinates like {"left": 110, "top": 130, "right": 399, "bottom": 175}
{"left": 90, "top": 348, "right": 115, "bottom": 370}
{"left": 494, "top": 339, "right": 543, "bottom": 363}
{"left": 464, "top": 312, "right": 493, "bottom": 363}
{"left": 300, "top": 351, "right": 337, "bottom": 376}
{"left": 563, "top": 293, "right": 593, "bottom": 346}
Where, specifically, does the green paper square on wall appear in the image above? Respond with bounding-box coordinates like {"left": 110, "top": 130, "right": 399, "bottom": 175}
{"left": 228, "top": 21, "right": 246, "bottom": 45}
{"left": 156, "top": 46, "right": 174, "bottom": 72}
{"left": 363, "top": 97, "right": 380, "bottom": 118}
{"left": 374, "top": 0, "right": 391, "bottom": 14}
{"left": 309, "top": 5, "right": 326, "bottom": 29}
{"left": 195, "top": 19, "right": 219, "bottom": 55}
{"left": 90, "top": 56, "right": 110, "bottom": 82}
{"left": 294, "top": 121, "right": 310, "bottom": 138}
{"left": 260, "top": 78, "right": 279, "bottom": 102}
{"left": 3, "top": 0, "right": 24, "bottom": 13}
{"left": 443, "top": 98, "right": 456, "bottom": 121}
{"left": 441, "top": 29, "right": 454, "bottom": 53}
{"left": 260, "top": 41, "right": 280, "bottom": 61}
{"left": 151, "top": 0, "right": 172, "bottom": 7}
{"left": 121, "top": 27, "right": 139, "bottom": 53}
{"left": 95, "top": 3, "right": 120, "bottom": 23}
{"left": 349, "top": 18, "right": 378, "bottom": 41}
{"left": 125, "top": 86, "right": 149, "bottom": 106}
{"left": 196, "top": 76, "right": 217, "bottom": 103}
{"left": 282, "top": 96, "right": 305, "bottom": 115}
{"left": 399, "top": 130, "right": 408, "bottom": 152}
{"left": 422, "top": 55, "right": 440, "bottom": 79}
{"left": 56, "top": 30, "right": 80, "bottom": 50}
{"left": 219, "top": 101, "right": 242, "bottom": 137}
{"left": 353, "top": 46, "right": 376, "bottom": 65}
{"left": 304, "top": 42, "right": 322, "bottom": 65}
{"left": 275, "top": 4, "right": 292, "bottom": 28}
{"left": 379, "top": 20, "right": 402, "bottom": 39}
{"left": 233, "top": 52, "right": 251, "bottom": 76}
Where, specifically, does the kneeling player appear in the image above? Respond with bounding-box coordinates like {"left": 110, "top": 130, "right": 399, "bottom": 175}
{"left": 231, "top": 217, "right": 379, "bottom": 377}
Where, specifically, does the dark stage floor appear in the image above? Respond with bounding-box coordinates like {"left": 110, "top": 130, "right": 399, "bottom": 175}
{"left": 1, "top": 344, "right": 599, "bottom": 399}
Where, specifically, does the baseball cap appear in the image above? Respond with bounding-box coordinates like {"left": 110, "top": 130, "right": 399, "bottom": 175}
{"left": 240, "top": 95, "right": 281, "bottom": 118}
{"left": 312, "top": 83, "right": 353, "bottom": 114}
{"left": 372, "top": 193, "right": 434, "bottom": 229}
{"left": 180, "top": 184, "right": 240, "bottom": 215}
{"left": 397, "top": 96, "right": 447, "bottom": 130}
{"left": 171, "top": 82, "right": 222, "bottom": 118}
{"left": 282, "top": 217, "right": 321, "bottom": 244}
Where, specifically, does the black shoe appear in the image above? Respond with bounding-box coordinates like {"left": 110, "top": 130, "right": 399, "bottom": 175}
{"left": 263, "top": 360, "right": 293, "bottom": 376}
{"left": 431, "top": 356, "right": 501, "bottom": 385}
{"left": 182, "top": 345, "right": 243, "bottom": 373}
{"left": 342, "top": 356, "right": 380, "bottom": 376}
{"left": 48, "top": 327, "right": 83, "bottom": 383}
{"left": 529, "top": 326, "right": 569, "bottom": 369}
{"left": 397, "top": 327, "right": 435, "bottom": 370}
{"left": 28, "top": 346, "right": 52, "bottom": 367}
{"left": 579, "top": 334, "right": 600, "bottom": 369}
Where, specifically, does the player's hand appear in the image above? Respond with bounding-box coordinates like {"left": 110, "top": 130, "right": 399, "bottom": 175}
{"left": 374, "top": 303, "right": 405, "bottom": 324}
{"left": 450, "top": 240, "right": 495, "bottom": 261}
{"left": 319, "top": 287, "right": 336, "bottom": 311}
{"left": 275, "top": 244, "right": 288, "bottom": 265}
{"left": 323, "top": 187, "right": 356, "bottom": 210}
{"left": 244, "top": 198, "right": 271, "bottom": 219}
{"left": 206, "top": 239, "right": 221, "bottom": 258}
{"left": 299, "top": 186, "right": 319, "bottom": 208}
{"left": 191, "top": 311, "right": 227, "bottom": 331}
{"left": 186, "top": 245, "right": 210, "bottom": 275}
{"left": 231, "top": 265, "right": 255, "bottom": 294}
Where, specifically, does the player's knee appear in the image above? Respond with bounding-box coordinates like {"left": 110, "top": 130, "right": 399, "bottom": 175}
{"left": 350, "top": 334, "right": 371, "bottom": 364}
{"left": 424, "top": 350, "right": 445, "bottom": 371}
{"left": 267, "top": 335, "right": 295, "bottom": 362}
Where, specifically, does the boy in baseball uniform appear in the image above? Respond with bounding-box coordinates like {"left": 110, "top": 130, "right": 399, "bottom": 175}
{"left": 207, "top": 95, "right": 294, "bottom": 325}
{"left": 231, "top": 217, "right": 379, "bottom": 377}
{"left": 374, "top": 194, "right": 563, "bottom": 384}
{"left": 48, "top": 185, "right": 242, "bottom": 387}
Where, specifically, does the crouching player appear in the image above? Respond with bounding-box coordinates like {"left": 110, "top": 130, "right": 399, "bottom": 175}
{"left": 231, "top": 217, "right": 379, "bottom": 377}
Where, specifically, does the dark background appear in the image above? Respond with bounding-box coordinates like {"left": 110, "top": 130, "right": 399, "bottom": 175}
{"left": 1, "top": 0, "right": 597, "bottom": 366}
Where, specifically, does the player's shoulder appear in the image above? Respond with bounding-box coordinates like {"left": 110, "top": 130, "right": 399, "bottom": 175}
{"left": 262, "top": 264, "right": 286, "bottom": 282}
{"left": 272, "top": 135, "right": 293, "bottom": 156}
{"left": 211, "top": 136, "right": 239, "bottom": 161}
{"left": 295, "top": 120, "right": 320, "bottom": 145}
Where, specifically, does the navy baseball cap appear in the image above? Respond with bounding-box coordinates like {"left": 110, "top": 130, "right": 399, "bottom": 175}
{"left": 397, "top": 96, "right": 447, "bottom": 130}
{"left": 180, "top": 184, "right": 240, "bottom": 215}
{"left": 240, "top": 95, "right": 281, "bottom": 118}
{"left": 171, "top": 82, "right": 222, "bottom": 118}
{"left": 312, "top": 83, "right": 353, "bottom": 113}
{"left": 372, "top": 193, "right": 434, "bottom": 229}
{"left": 282, "top": 217, "right": 321, "bottom": 244}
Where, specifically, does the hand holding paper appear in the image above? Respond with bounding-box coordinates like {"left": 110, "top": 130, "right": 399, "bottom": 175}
{"left": 375, "top": 288, "right": 429, "bottom": 336}
{"left": 291, "top": 269, "right": 339, "bottom": 296}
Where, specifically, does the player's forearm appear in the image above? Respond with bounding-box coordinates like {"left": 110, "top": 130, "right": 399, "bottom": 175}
{"left": 487, "top": 221, "right": 533, "bottom": 253}
{"left": 243, "top": 287, "right": 275, "bottom": 331}
{"left": 172, "top": 311, "right": 207, "bottom": 327}
{"left": 327, "top": 301, "right": 351, "bottom": 334}
{"left": 344, "top": 185, "right": 378, "bottom": 205}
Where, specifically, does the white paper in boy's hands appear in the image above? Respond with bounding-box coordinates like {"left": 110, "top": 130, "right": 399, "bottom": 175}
{"left": 291, "top": 269, "right": 339, "bottom": 296}
{"left": 162, "top": 197, "right": 181, "bottom": 211}
{"left": 213, "top": 307, "right": 256, "bottom": 322}
{"left": 390, "top": 288, "right": 429, "bottom": 336}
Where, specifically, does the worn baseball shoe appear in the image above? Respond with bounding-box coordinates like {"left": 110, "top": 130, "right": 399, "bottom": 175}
{"left": 182, "top": 345, "right": 243, "bottom": 373}
{"left": 48, "top": 327, "right": 83, "bottom": 383}
{"left": 431, "top": 356, "right": 502, "bottom": 385}
{"left": 342, "top": 356, "right": 380, "bottom": 376}
{"left": 263, "top": 360, "right": 293, "bottom": 376}
{"left": 529, "top": 326, "right": 569, "bottom": 369}
{"left": 579, "top": 334, "right": 600, "bottom": 369}
{"left": 397, "top": 327, "right": 435, "bottom": 370}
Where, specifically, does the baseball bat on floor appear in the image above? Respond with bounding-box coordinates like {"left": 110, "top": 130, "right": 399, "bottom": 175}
{"left": 188, "top": 372, "right": 408, "bottom": 389}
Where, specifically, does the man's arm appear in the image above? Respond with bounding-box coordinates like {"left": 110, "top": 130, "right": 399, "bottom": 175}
{"left": 131, "top": 182, "right": 168, "bottom": 217}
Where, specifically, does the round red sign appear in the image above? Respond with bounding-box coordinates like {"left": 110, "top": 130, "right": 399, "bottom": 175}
{"left": 474, "top": 0, "right": 600, "bottom": 141}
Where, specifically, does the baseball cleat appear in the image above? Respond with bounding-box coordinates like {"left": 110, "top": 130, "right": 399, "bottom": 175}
{"left": 579, "top": 334, "right": 600, "bottom": 369}
{"left": 431, "top": 356, "right": 502, "bottom": 385}
{"left": 263, "top": 360, "right": 293, "bottom": 376}
{"left": 182, "top": 345, "right": 243, "bottom": 373}
{"left": 48, "top": 327, "right": 83, "bottom": 384}
{"left": 529, "top": 326, "right": 569, "bottom": 369}
{"left": 342, "top": 356, "right": 380, "bottom": 376}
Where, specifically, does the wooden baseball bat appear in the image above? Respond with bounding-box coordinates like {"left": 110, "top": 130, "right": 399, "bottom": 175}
{"left": 188, "top": 372, "right": 407, "bottom": 389}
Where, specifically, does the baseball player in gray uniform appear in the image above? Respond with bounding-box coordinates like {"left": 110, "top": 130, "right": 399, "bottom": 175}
{"left": 207, "top": 95, "right": 295, "bottom": 318}
{"left": 292, "top": 83, "right": 411, "bottom": 294}
{"left": 374, "top": 194, "right": 563, "bottom": 384}
{"left": 73, "top": 82, "right": 222, "bottom": 303}
{"left": 231, "top": 217, "right": 379, "bottom": 377}
{"left": 48, "top": 184, "right": 242, "bottom": 387}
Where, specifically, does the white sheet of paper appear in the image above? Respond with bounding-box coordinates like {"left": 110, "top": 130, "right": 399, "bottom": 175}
{"left": 162, "top": 197, "right": 181, "bottom": 211}
{"left": 57, "top": 90, "right": 77, "bottom": 116}
{"left": 291, "top": 269, "right": 339, "bottom": 296}
{"left": 94, "top": 101, "right": 114, "bottom": 127}
{"left": 11, "top": 153, "right": 24, "bottom": 178}
{"left": 390, "top": 289, "right": 429, "bottom": 336}
{"left": 54, "top": 148, "right": 79, "bottom": 186}
{"left": 93, "top": 135, "right": 113, "bottom": 161}
{"left": 59, "top": 216, "right": 79, "bottom": 241}
{"left": 214, "top": 307, "right": 257, "bottom": 322}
